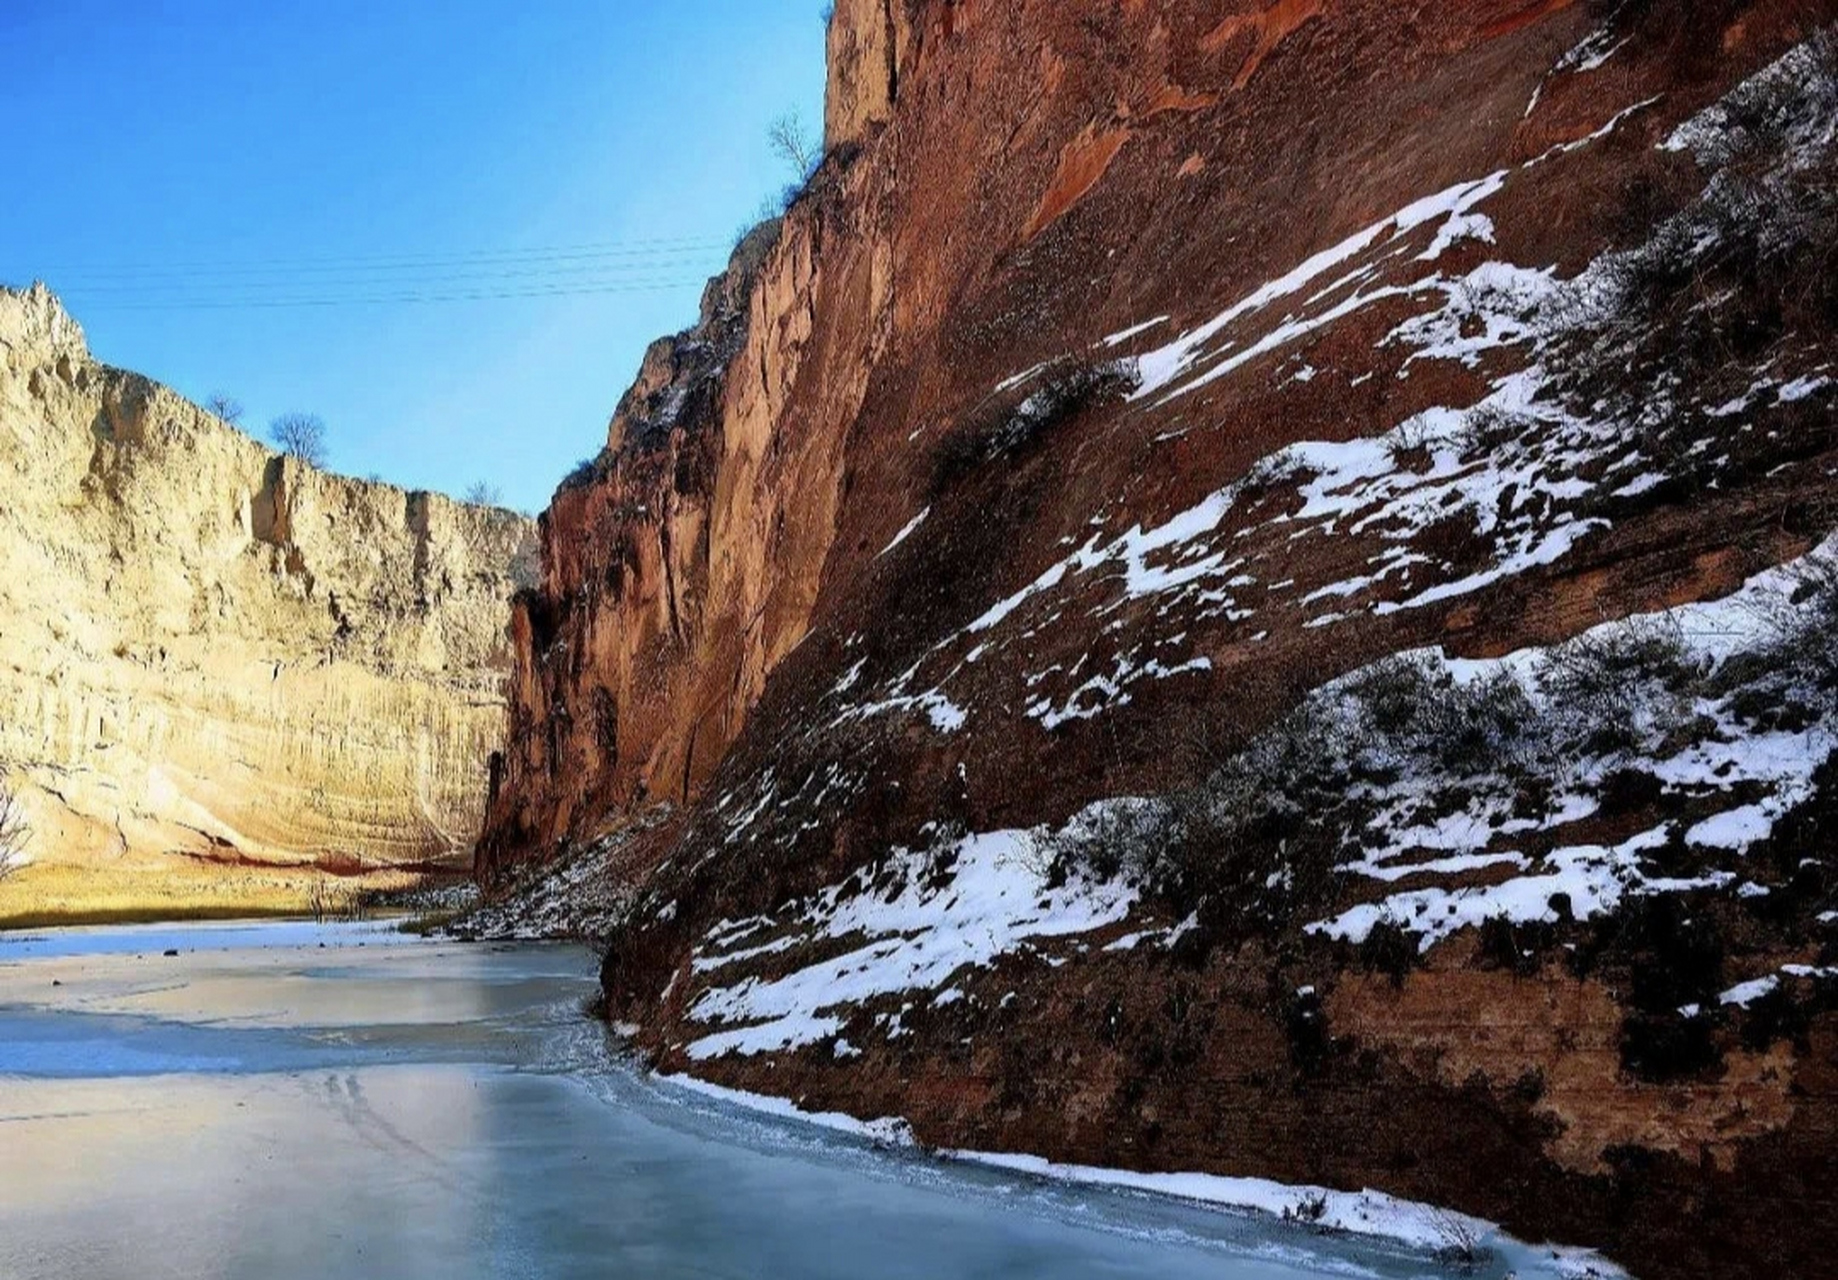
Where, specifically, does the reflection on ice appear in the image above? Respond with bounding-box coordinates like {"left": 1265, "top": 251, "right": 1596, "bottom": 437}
{"left": 2, "top": 923, "right": 1554, "bottom": 1280}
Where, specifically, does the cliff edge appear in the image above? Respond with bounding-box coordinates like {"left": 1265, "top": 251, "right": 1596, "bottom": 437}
{"left": 0, "top": 284, "right": 535, "bottom": 888}
{"left": 483, "top": 3, "right": 1838, "bottom": 1275}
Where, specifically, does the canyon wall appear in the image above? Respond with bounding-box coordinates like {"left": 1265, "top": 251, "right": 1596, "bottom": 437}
{"left": 0, "top": 284, "right": 534, "bottom": 875}
{"left": 485, "top": 3, "right": 1838, "bottom": 1275}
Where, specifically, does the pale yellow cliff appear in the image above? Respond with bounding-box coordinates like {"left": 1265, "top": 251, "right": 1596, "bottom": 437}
{"left": 0, "top": 284, "right": 534, "bottom": 902}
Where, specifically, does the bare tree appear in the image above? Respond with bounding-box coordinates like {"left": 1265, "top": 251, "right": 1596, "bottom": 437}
{"left": 0, "top": 774, "right": 31, "bottom": 882}
{"left": 509, "top": 532, "right": 542, "bottom": 591}
{"left": 463, "top": 481, "right": 503, "bottom": 507}
{"left": 205, "top": 393, "right": 244, "bottom": 426}
{"left": 307, "top": 874, "right": 337, "bottom": 924}
{"left": 1425, "top": 1208, "right": 1487, "bottom": 1274}
{"left": 270, "top": 413, "right": 328, "bottom": 468}
{"left": 768, "top": 109, "right": 820, "bottom": 181}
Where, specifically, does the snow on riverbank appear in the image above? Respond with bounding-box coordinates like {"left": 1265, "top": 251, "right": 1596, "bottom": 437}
{"left": 0, "top": 917, "right": 421, "bottom": 962}
{"left": 652, "top": 1069, "right": 1627, "bottom": 1279}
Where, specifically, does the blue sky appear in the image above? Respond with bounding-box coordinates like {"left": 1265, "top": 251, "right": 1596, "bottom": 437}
{"left": 0, "top": 1, "right": 827, "bottom": 512}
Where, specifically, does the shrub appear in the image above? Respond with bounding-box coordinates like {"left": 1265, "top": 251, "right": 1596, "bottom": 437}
{"left": 1740, "top": 981, "right": 1812, "bottom": 1053}
{"left": 1752, "top": 558, "right": 1838, "bottom": 705}
{"left": 1236, "top": 447, "right": 1305, "bottom": 499}
{"left": 1713, "top": 37, "right": 1838, "bottom": 164}
{"left": 1282, "top": 987, "right": 1331, "bottom": 1076}
{"left": 1359, "top": 919, "right": 1419, "bottom": 987}
{"left": 1537, "top": 615, "right": 1699, "bottom": 756}
{"left": 1342, "top": 656, "right": 1434, "bottom": 741}
{"left": 561, "top": 454, "right": 603, "bottom": 490}
{"left": 307, "top": 876, "right": 340, "bottom": 923}
{"left": 931, "top": 358, "right": 1139, "bottom": 494}
{"left": 270, "top": 412, "right": 328, "bottom": 467}
{"left": 1589, "top": 218, "right": 1706, "bottom": 333}
{"left": 1160, "top": 704, "right": 1351, "bottom": 919}
{"left": 1043, "top": 698, "right": 1353, "bottom": 934}
{"left": 1453, "top": 404, "right": 1533, "bottom": 459}
{"left": 1047, "top": 653, "right": 1549, "bottom": 937}
{"left": 0, "top": 773, "right": 29, "bottom": 881}
{"left": 1284, "top": 1192, "right": 1330, "bottom": 1226}
{"left": 1620, "top": 894, "right": 1726, "bottom": 1014}
{"left": 1477, "top": 914, "right": 1553, "bottom": 977}
{"left": 1426, "top": 1209, "right": 1488, "bottom": 1274}
{"left": 1509, "top": 1067, "right": 1548, "bottom": 1105}
{"left": 1046, "top": 800, "right": 1168, "bottom": 883}
{"left": 1620, "top": 1010, "right": 1723, "bottom": 1081}
{"left": 1558, "top": 51, "right": 1838, "bottom": 477}
{"left": 1384, "top": 417, "right": 1439, "bottom": 471}
{"left": 1345, "top": 656, "right": 1537, "bottom": 777}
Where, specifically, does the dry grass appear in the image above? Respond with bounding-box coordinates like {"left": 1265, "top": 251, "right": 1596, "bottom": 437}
{"left": 0, "top": 859, "right": 434, "bottom": 932}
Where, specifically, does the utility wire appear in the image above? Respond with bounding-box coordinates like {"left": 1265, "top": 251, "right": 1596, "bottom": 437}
{"left": 21, "top": 231, "right": 738, "bottom": 310}
{"left": 26, "top": 234, "right": 734, "bottom": 278}
{"left": 51, "top": 255, "right": 728, "bottom": 295}
{"left": 43, "top": 247, "right": 732, "bottom": 286}
{"left": 70, "top": 277, "right": 714, "bottom": 311}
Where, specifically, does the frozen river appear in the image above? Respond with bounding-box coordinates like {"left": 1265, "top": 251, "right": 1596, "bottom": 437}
{"left": 0, "top": 921, "right": 1542, "bottom": 1279}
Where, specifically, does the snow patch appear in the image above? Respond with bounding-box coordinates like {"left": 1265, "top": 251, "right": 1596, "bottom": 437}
{"left": 684, "top": 820, "right": 1137, "bottom": 1060}
{"left": 878, "top": 507, "right": 931, "bottom": 558}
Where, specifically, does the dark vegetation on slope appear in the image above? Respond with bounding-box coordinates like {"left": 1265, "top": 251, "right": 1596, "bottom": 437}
{"left": 930, "top": 357, "right": 1141, "bottom": 496}
{"left": 487, "top": 4, "right": 1838, "bottom": 1277}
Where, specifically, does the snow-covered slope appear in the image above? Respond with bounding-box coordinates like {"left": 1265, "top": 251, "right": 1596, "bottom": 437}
{"left": 482, "top": 7, "right": 1838, "bottom": 1278}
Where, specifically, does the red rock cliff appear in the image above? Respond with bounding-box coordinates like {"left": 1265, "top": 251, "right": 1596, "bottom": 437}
{"left": 486, "top": 0, "right": 1831, "bottom": 866}
{"left": 484, "top": 4, "right": 1838, "bottom": 1274}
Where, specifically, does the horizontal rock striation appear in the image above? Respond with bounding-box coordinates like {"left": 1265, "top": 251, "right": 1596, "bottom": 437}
{"left": 0, "top": 284, "right": 534, "bottom": 872}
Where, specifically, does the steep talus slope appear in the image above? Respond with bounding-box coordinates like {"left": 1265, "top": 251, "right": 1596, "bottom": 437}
{"left": 0, "top": 285, "right": 534, "bottom": 876}
{"left": 485, "top": 3, "right": 1838, "bottom": 1274}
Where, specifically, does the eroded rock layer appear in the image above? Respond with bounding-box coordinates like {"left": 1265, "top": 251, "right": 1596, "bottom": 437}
{"left": 0, "top": 285, "right": 534, "bottom": 872}
{"left": 485, "top": 3, "right": 1838, "bottom": 1275}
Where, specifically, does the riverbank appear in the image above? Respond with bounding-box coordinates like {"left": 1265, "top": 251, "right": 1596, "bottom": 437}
{"left": 1, "top": 921, "right": 1488, "bottom": 1280}
{"left": 655, "top": 1072, "right": 1624, "bottom": 1280}
{"left": 0, "top": 860, "right": 473, "bottom": 932}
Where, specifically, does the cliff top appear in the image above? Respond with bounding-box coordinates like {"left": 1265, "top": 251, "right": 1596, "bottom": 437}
{"left": 0, "top": 283, "right": 88, "bottom": 365}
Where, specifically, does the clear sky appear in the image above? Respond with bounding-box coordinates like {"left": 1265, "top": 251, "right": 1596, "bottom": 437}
{"left": 0, "top": 1, "right": 827, "bottom": 513}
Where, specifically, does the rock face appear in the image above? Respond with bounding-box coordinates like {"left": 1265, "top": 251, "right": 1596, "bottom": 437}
{"left": 484, "top": 3, "right": 1838, "bottom": 1275}
{"left": 0, "top": 284, "right": 534, "bottom": 871}
{"left": 824, "top": 0, "right": 907, "bottom": 149}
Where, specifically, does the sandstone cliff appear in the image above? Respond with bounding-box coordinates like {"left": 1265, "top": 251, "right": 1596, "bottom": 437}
{"left": 0, "top": 284, "right": 534, "bottom": 880}
{"left": 484, "top": 3, "right": 1838, "bottom": 1275}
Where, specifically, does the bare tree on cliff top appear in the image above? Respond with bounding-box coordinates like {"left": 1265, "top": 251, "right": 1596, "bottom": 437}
{"left": 270, "top": 412, "right": 328, "bottom": 468}
{"left": 0, "top": 775, "right": 30, "bottom": 882}
{"left": 463, "top": 481, "right": 503, "bottom": 507}
{"left": 768, "top": 109, "right": 820, "bottom": 181}
{"left": 205, "top": 393, "right": 244, "bottom": 426}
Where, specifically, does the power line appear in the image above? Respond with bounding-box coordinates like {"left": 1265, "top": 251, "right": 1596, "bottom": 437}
{"left": 19, "top": 230, "right": 740, "bottom": 310}
{"left": 51, "top": 254, "right": 729, "bottom": 295}
{"left": 25, "top": 234, "right": 734, "bottom": 279}
{"left": 70, "top": 277, "right": 714, "bottom": 311}
{"left": 42, "top": 246, "right": 732, "bottom": 287}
